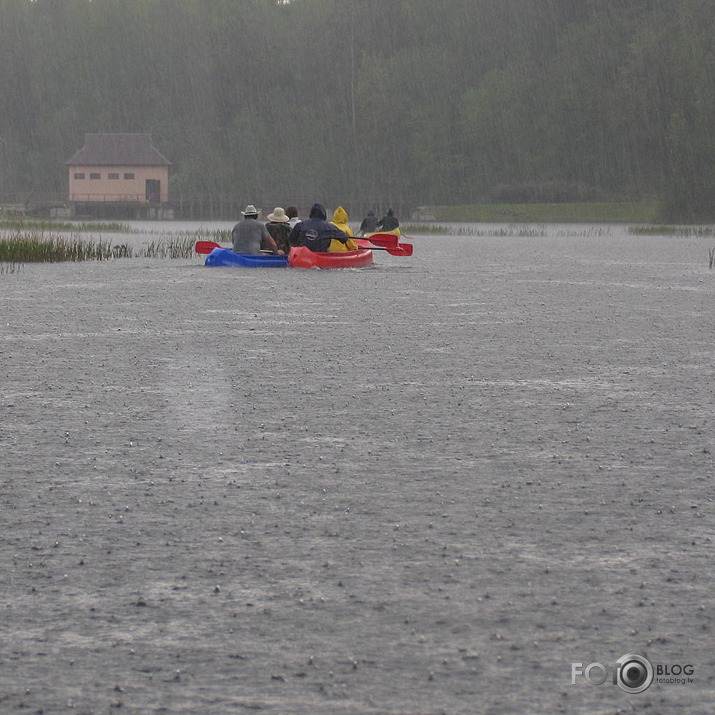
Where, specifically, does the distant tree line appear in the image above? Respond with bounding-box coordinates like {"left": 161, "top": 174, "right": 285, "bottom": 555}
{"left": 1, "top": 0, "right": 714, "bottom": 220}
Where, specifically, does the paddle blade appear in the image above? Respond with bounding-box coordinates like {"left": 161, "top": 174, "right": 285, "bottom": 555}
{"left": 386, "top": 243, "right": 413, "bottom": 256}
{"left": 354, "top": 238, "right": 413, "bottom": 256}
{"left": 195, "top": 240, "right": 223, "bottom": 254}
{"left": 365, "top": 232, "right": 400, "bottom": 247}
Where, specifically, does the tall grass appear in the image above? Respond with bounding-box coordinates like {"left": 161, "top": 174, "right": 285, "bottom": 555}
{"left": 629, "top": 225, "right": 715, "bottom": 236}
{"left": 193, "top": 228, "right": 231, "bottom": 243}
{"left": 423, "top": 201, "right": 661, "bottom": 223}
{"left": 0, "top": 230, "right": 132, "bottom": 263}
{"left": 141, "top": 235, "right": 196, "bottom": 258}
{"left": 399, "top": 223, "right": 453, "bottom": 234}
{"left": 399, "top": 223, "right": 550, "bottom": 237}
{"left": 0, "top": 218, "right": 132, "bottom": 232}
{"left": 140, "top": 229, "right": 228, "bottom": 258}
{"left": 0, "top": 261, "right": 22, "bottom": 274}
{"left": 0, "top": 227, "right": 225, "bottom": 266}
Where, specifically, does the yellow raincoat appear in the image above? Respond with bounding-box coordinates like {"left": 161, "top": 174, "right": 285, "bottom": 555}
{"left": 329, "top": 206, "right": 358, "bottom": 252}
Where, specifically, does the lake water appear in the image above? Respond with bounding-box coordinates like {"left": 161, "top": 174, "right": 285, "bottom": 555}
{"left": 1, "top": 222, "right": 713, "bottom": 713}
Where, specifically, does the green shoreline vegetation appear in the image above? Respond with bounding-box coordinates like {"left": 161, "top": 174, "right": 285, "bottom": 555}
{"left": 0, "top": 231, "right": 131, "bottom": 264}
{"left": 0, "top": 218, "right": 133, "bottom": 233}
{"left": 2, "top": 207, "right": 713, "bottom": 271}
{"left": 420, "top": 201, "right": 663, "bottom": 224}
{"left": 0, "top": 230, "right": 199, "bottom": 267}
{"left": 6, "top": 202, "right": 715, "bottom": 235}
{"left": 4, "top": 3, "right": 715, "bottom": 223}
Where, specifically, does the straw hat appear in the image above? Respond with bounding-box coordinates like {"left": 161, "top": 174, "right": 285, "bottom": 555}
{"left": 267, "top": 207, "right": 290, "bottom": 223}
{"left": 241, "top": 204, "right": 259, "bottom": 215}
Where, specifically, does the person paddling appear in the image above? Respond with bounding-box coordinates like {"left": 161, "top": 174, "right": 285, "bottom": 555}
{"left": 288, "top": 203, "right": 355, "bottom": 253}
{"left": 265, "top": 206, "right": 291, "bottom": 255}
{"left": 232, "top": 204, "right": 282, "bottom": 255}
{"left": 378, "top": 207, "right": 400, "bottom": 232}
{"left": 330, "top": 206, "right": 358, "bottom": 251}
{"left": 359, "top": 209, "right": 378, "bottom": 235}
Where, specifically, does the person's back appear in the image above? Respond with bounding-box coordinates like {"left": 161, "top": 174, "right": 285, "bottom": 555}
{"left": 288, "top": 203, "right": 352, "bottom": 252}
{"left": 331, "top": 206, "right": 354, "bottom": 237}
{"left": 378, "top": 208, "right": 399, "bottom": 232}
{"left": 286, "top": 205, "right": 301, "bottom": 229}
{"left": 360, "top": 210, "right": 378, "bottom": 235}
{"left": 265, "top": 207, "right": 292, "bottom": 254}
{"left": 232, "top": 204, "right": 276, "bottom": 254}
{"left": 329, "top": 206, "right": 358, "bottom": 251}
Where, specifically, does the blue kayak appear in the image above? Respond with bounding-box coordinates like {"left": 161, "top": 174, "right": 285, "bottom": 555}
{"left": 205, "top": 248, "right": 288, "bottom": 268}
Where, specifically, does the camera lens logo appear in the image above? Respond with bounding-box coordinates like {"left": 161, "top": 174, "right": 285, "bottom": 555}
{"left": 615, "top": 654, "right": 654, "bottom": 694}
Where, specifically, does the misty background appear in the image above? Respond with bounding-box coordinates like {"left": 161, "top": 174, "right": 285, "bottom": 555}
{"left": 1, "top": 0, "right": 714, "bottom": 220}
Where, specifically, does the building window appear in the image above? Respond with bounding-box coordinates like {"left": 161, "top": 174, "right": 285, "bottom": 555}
{"left": 108, "top": 173, "right": 120, "bottom": 180}
{"left": 90, "top": 173, "right": 101, "bottom": 180}
{"left": 74, "top": 172, "right": 85, "bottom": 180}
{"left": 124, "top": 173, "right": 135, "bottom": 180}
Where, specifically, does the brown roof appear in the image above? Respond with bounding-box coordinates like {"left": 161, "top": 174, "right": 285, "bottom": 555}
{"left": 66, "top": 133, "right": 171, "bottom": 167}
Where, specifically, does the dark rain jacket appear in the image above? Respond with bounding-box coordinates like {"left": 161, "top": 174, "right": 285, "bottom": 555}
{"left": 359, "top": 210, "right": 379, "bottom": 234}
{"left": 378, "top": 209, "right": 399, "bottom": 231}
{"left": 287, "top": 203, "right": 351, "bottom": 252}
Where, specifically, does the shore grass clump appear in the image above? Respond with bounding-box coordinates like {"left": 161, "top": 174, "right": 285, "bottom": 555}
{"left": 398, "top": 223, "right": 548, "bottom": 237}
{"left": 629, "top": 225, "right": 714, "bottom": 236}
{"left": 141, "top": 235, "right": 196, "bottom": 258}
{"left": 139, "top": 229, "right": 230, "bottom": 258}
{"left": 423, "top": 201, "right": 661, "bottom": 223}
{"left": 0, "top": 261, "right": 22, "bottom": 274}
{"left": 0, "top": 218, "right": 132, "bottom": 233}
{"left": 400, "top": 223, "right": 452, "bottom": 234}
{"left": 196, "top": 228, "right": 231, "bottom": 243}
{"left": 400, "top": 223, "right": 494, "bottom": 236}
{"left": 0, "top": 230, "right": 132, "bottom": 263}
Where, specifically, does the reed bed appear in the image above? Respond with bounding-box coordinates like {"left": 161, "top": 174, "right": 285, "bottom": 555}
{"left": 400, "top": 223, "right": 550, "bottom": 237}
{"left": 0, "top": 218, "right": 132, "bottom": 233}
{"left": 0, "top": 230, "right": 132, "bottom": 263}
{"left": 400, "top": 223, "right": 453, "bottom": 234}
{"left": 0, "top": 229, "right": 203, "bottom": 265}
{"left": 194, "top": 228, "right": 231, "bottom": 244}
{"left": 0, "top": 261, "right": 22, "bottom": 274}
{"left": 629, "top": 225, "right": 714, "bottom": 236}
{"left": 399, "top": 223, "right": 477, "bottom": 236}
{"left": 140, "top": 235, "right": 196, "bottom": 259}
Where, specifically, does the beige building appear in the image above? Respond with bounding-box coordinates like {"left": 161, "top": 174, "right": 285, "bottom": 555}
{"left": 66, "top": 133, "right": 171, "bottom": 205}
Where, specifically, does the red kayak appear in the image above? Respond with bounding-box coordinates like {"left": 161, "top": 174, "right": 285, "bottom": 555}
{"left": 288, "top": 246, "right": 374, "bottom": 269}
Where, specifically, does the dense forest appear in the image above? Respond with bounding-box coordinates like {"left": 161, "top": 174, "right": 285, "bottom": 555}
{"left": 1, "top": 0, "right": 714, "bottom": 220}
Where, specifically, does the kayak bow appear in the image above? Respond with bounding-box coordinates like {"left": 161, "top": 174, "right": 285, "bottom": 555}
{"left": 288, "top": 246, "right": 374, "bottom": 269}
